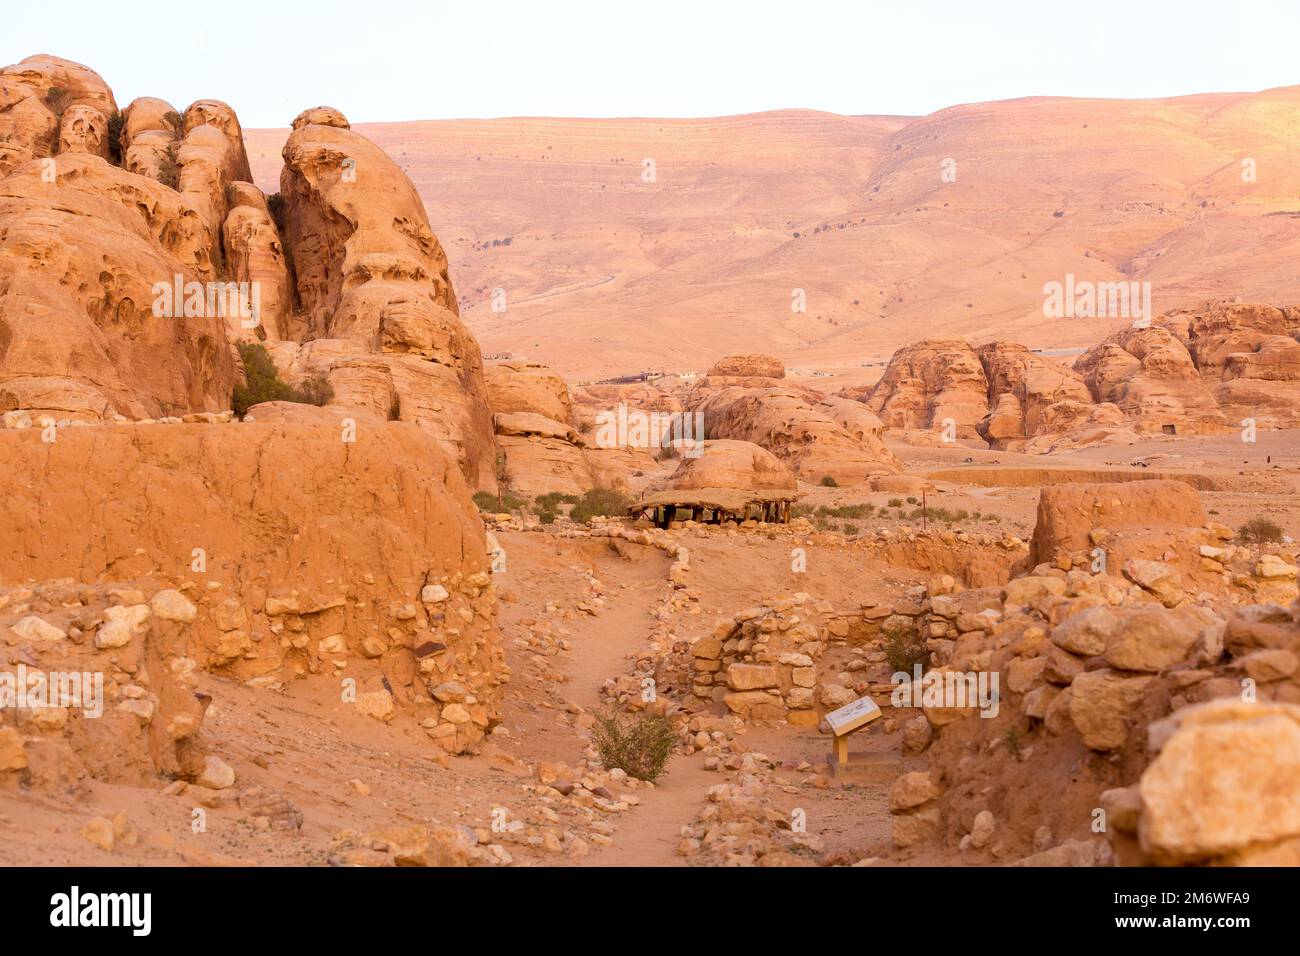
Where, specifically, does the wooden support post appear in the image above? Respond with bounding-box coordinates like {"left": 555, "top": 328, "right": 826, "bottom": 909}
{"left": 833, "top": 733, "right": 849, "bottom": 766}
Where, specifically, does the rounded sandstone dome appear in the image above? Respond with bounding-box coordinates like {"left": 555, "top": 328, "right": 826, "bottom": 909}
{"left": 291, "top": 106, "right": 351, "bottom": 131}
{"left": 707, "top": 353, "right": 785, "bottom": 379}
{"left": 663, "top": 439, "right": 796, "bottom": 493}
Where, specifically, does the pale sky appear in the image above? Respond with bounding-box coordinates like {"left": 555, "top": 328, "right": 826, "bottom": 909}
{"left": 4, "top": 0, "right": 1296, "bottom": 128}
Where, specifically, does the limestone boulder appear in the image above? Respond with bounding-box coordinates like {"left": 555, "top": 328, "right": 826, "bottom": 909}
{"left": 1138, "top": 701, "right": 1300, "bottom": 863}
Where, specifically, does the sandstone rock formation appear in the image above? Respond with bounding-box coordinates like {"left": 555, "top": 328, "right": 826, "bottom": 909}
{"left": 0, "top": 153, "right": 237, "bottom": 420}
{"left": 866, "top": 338, "right": 989, "bottom": 442}
{"left": 222, "top": 182, "right": 294, "bottom": 341}
{"left": 1171, "top": 301, "right": 1300, "bottom": 429}
{"left": 1074, "top": 324, "right": 1228, "bottom": 435}
{"left": 277, "top": 107, "right": 497, "bottom": 489}
{"left": 866, "top": 301, "right": 1300, "bottom": 452}
{"left": 0, "top": 55, "right": 116, "bottom": 176}
{"left": 681, "top": 354, "right": 899, "bottom": 485}
{"left": 484, "top": 360, "right": 593, "bottom": 496}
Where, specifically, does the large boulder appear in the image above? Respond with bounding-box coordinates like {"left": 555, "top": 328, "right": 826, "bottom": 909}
{"left": 1138, "top": 701, "right": 1300, "bottom": 864}
{"left": 657, "top": 439, "right": 796, "bottom": 494}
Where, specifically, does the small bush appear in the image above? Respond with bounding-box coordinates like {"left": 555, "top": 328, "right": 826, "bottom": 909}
{"left": 820, "top": 475, "right": 838, "bottom": 487}
{"left": 569, "top": 488, "right": 631, "bottom": 524}
{"left": 887, "top": 498, "right": 903, "bottom": 508}
{"left": 106, "top": 111, "right": 124, "bottom": 164}
{"left": 295, "top": 374, "right": 334, "bottom": 407}
{"left": 884, "top": 628, "right": 929, "bottom": 675}
{"left": 591, "top": 709, "right": 675, "bottom": 781}
{"left": 161, "top": 110, "right": 184, "bottom": 137}
{"left": 473, "top": 489, "right": 527, "bottom": 513}
{"left": 535, "top": 491, "right": 578, "bottom": 511}
{"left": 157, "top": 146, "right": 180, "bottom": 190}
{"left": 1004, "top": 727, "right": 1022, "bottom": 757}
{"left": 790, "top": 504, "right": 814, "bottom": 519}
{"left": 655, "top": 443, "right": 679, "bottom": 462}
{"left": 906, "top": 496, "right": 917, "bottom": 505}
{"left": 43, "top": 86, "right": 73, "bottom": 113}
{"left": 265, "top": 191, "right": 288, "bottom": 233}
{"left": 843, "top": 523, "right": 859, "bottom": 535}
{"left": 538, "top": 509, "right": 557, "bottom": 525}
{"left": 1238, "top": 517, "right": 1283, "bottom": 544}
{"left": 232, "top": 342, "right": 333, "bottom": 417}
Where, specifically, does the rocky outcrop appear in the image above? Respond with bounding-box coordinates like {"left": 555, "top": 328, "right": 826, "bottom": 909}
{"left": 0, "top": 153, "right": 237, "bottom": 421}
{"left": 692, "top": 386, "right": 900, "bottom": 485}
{"left": 221, "top": 182, "right": 294, "bottom": 341}
{"left": 1074, "top": 325, "right": 1228, "bottom": 435}
{"left": 0, "top": 55, "right": 116, "bottom": 176}
{"left": 277, "top": 107, "right": 497, "bottom": 489}
{"left": 484, "top": 360, "right": 594, "bottom": 496}
{"left": 1167, "top": 301, "right": 1300, "bottom": 428}
{"left": 706, "top": 353, "right": 786, "bottom": 383}
{"left": 866, "top": 338, "right": 989, "bottom": 442}
{"left": 0, "top": 421, "right": 504, "bottom": 756}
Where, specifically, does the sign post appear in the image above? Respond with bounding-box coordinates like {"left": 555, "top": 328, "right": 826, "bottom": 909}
{"left": 823, "top": 695, "right": 882, "bottom": 766}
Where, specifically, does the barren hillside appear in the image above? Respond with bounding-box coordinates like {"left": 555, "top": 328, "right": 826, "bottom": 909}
{"left": 246, "top": 89, "right": 1300, "bottom": 383}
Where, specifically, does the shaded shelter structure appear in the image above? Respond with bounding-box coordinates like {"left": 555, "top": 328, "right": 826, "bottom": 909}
{"left": 626, "top": 438, "right": 801, "bottom": 528}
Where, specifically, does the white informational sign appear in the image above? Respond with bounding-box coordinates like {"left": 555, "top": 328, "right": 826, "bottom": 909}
{"left": 824, "top": 696, "right": 882, "bottom": 736}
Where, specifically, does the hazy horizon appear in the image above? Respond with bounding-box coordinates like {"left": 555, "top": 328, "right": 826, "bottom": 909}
{"left": 5, "top": 0, "right": 1298, "bottom": 127}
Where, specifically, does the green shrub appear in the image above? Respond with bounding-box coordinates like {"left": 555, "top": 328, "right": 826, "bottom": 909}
{"left": 568, "top": 488, "right": 631, "bottom": 523}
{"left": 535, "top": 491, "right": 579, "bottom": 511}
{"left": 591, "top": 709, "right": 676, "bottom": 781}
{"left": 294, "top": 374, "right": 335, "bottom": 407}
{"left": 473, "top": 489, "right": 526, "bottom": 513}
{"left": 906, "top": 496, "right": 917, "bottom": 504}
{"left": 843, "top": 523, "right": 859, "bottom": 535}
{"left": 887, "top": 498, "right": 903, "bottom": 508}
{"left": 820, "top": 475, "right": 838, "bottom": 487}
{"left": 232, "top": 342, "right": 333, "bottom": 417}
{"left": 161, "top": 110, "right": 184, "bottom": 137}
{"left": 538, "top": 509, "right": 557, "bottom": 525}
{"left": 790, "top": 504, "right": 814, "bottom": 519}
{"left": 884, "top": 628, "right": 929, "bottom": 675}
{"left": 1238, "top": 517, "right": 1283, "bottom": 544}
{"left": 1004, "top": 727, "right": 1022, "bottom": 757}
{"left": 158, "top": 146, "right": 180, "bottom": 190}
